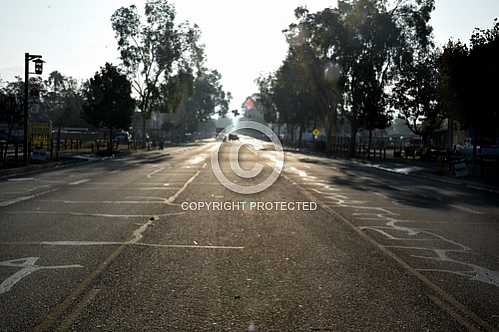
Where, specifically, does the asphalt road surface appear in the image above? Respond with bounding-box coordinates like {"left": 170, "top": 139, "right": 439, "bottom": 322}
{"left": 0, "top": 138, "right": 498, "bottom": 331}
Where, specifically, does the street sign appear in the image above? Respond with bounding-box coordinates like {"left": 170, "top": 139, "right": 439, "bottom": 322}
{"left": 30, "top": 122, "right": 51, "bottom": 149}
{"left": 312, "top": 128, "right": 321, "bottom": 137}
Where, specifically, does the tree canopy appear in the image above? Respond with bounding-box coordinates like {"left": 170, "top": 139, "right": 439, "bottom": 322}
{"left": 82, "top": 63, "right": 135, "bottom": 151}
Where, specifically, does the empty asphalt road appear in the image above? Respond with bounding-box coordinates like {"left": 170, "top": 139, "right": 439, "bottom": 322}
{"left": 0, "top": 138, "right": 498, "bottom": 331}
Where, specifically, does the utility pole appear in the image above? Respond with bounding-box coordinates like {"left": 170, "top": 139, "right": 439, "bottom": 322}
{"left": 23, "top": 53, "right": 44, "bottom": 165}
{"left": 23, "top": 53, "right": 29, "bottom": 165}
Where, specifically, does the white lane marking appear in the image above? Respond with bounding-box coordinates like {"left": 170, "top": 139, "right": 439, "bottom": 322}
{"left": 167, "top": 168, "right": 203, "bottom": 203}
{"left": 283, "top": 173, "right": 497, "bottom": 332}
{"left": 138, "top": 243, "right": 244, "bottom": 250}
{"left": 5, "top": 211, "right": 186, "bottom": 219}
{"left": 137, "top": 187, "right": 181, "bottom": 191}
{"left": 0, "top": 195, "right": 35, "bottom": 207}
{"left": 31, "top": 166, "right": 202, "bottom": 206}
{"left": 449, "top": 204, "right": 485, "bottom": 215}
{"left": 289, "top": 165, "right": 499, "bottom": 289}
{"left": 147, "top": 167, "right": 165, "bottom": 178}
{"left": 0, "top": 257, "right": 82, "bottom": 294}
{"left": 466, "top": 185, "right": 499, "bottom": 194}
{"left": 286, "top": 166, "right": 308, "bottom": 177}
{"left": 69, "top": 179, "right": 90, "bottom": 186}
{"left": 0, "top": 188, "right": 58, "bottom": 207}
{"left": 7, "top": 177, "right": 35, "bottom": 182}
{"left": 39, "top": 199, "right": 175, "bottom": 205}
{"left": 37, "top": 241, "right": 244, "bottom": 250}
{"left": 130, "top": 216, "right": 157, "bottom": 243}
{"left": 187, "top": 155, "right": 206, "bottom": 165}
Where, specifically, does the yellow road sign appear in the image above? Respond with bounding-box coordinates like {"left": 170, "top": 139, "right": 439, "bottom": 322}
{"left": 30, "top": 122, "right": 51, "bottom": 149}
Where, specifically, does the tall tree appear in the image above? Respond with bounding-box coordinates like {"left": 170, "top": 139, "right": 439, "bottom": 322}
{"left": 440, "top": 19, "right": 499, "bottom": 163}
{"left": 43, "top": 71, "right": 86, "bottom": 158}
{"left": 271, "top": 1, "right": 400, "bottom": 154}
{"left": 83, "top": 63, "right": 135, "bottom": 154}
{"left": 467, "top": 20, "right": 499, "bottom": 147}
{"left": 111, "top": 0, "right": 194, "bottom": 142}
{"left": 391, "top": 0, "right": 442, "bottom": 146}
{"left": 255, "top": 74, "right": 277, "bottom": 124}
{"left": 185, "top": 69, "right": 231, "bottom": 128}
{"left": 0, "top": 79, "right": 24, "bottom": 165}
{"left": 286, "top": 7, "right": 343, "bottom": 149}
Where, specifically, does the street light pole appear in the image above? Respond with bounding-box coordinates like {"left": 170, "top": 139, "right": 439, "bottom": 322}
{"left": 23, "top": 53, "right": 29, "bottom": 165}
{"left": 23, "top": 53, "right": 43, "bottom": 165}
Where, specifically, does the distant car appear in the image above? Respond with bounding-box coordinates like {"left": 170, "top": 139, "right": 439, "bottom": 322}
{"left": 228, "top": 134, "right": 239, "bottom": 141}
{"left": 113, "top": 131, "right": 131, "bottom": 143}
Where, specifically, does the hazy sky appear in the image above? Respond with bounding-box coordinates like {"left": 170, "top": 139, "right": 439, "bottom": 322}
{"left": 1, "top": 0, "right": 498, "bottom": 109}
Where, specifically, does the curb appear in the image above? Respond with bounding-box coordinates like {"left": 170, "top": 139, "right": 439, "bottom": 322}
{"left": 284, "top": 149, "right": 499, "bottom": 195}
{"left": 357, "top": 162, "right": 499, "bottom": 195}
{"left": 0, "top": 158, "right": 92, "bottom": 181}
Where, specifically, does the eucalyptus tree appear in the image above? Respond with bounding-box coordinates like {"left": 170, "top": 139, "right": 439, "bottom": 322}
{"left": 286, "top": 7, "right": 343, "bottom": 149}
{"left": 111, "top": 0, "right": 200, "bottom": 142}
{"left": 391, "top": 0, "right": 442, "bottom": 147}
{"left": 287, "top": 1, "right": 400, "bottom": 155}
{"left": 44, "top": 71, "right": 86, "bottom": 157}
{"left": 184, "top": 69, "right": 231, "bottom": 132}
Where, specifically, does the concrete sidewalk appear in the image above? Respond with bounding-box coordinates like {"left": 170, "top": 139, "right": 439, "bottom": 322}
{"left": 0, "top": 140, "right": 209, "bottom": 180}
{"left": 349, "top": 158, "right": 499, "bottom": 194}
{"left": 284, "top": 146, "right": 499, "bottom": 194}
{"left": 0, "top": 154, "right": 96, "bottom": 180}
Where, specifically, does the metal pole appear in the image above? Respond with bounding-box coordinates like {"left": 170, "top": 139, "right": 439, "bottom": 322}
{"left": 23, "top": 53, "right": 29, "bottom": 165}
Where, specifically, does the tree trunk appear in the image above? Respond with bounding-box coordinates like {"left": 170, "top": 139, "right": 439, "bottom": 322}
{"left": 2, "top": 141, "right": 7, "bottom": 168}
{"left": 448, "top": 118, "right": 454, "bottom": 153}
{"left": 142, "top": 112, "right": 147, "bottom": 148}
{"left": 4, "top": 125, "right": 13, "bottom": 167}
{"left": 289, "top": 124, "right": 295, "bottom": 146}
{"left": 56, "top": 126, "right": 61, "bottom": 160}
{"left": 298, "top": 124, "right": 304, "bottom": 148}
{"left": 368, "top": 129, "right": 373, "bottom": 160}
{"left": 109, "top": 127, "right": 113, "bottom": 155}
{"left": 326, "top": 107, "right": 337, "bottom": 154}
{"left": 472, "top": 127, "right": 478, "bottom": 176}
{"left": 349, "top": 126, "right": 358, "bottom": 158}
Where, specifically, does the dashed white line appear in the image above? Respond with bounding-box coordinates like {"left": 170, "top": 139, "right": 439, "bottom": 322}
{"left": 0, "top": 195, "right": 35, "bottom": 207}
{"left": 7, "top": 177, "right": 35, "bottom": 182}
{"left": 147, "top": 167, "right": 165, "bottom": 178}
{"left": 69, "top": 179, "right": 90, "bottom": 186}
{"left": 449, "top": 204, "right": 485, "bottom": 215}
